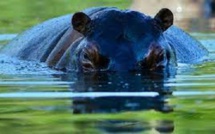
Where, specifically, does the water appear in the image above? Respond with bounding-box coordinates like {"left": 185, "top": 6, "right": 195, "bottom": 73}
{"left": 0, "top": 35, "right": 214, "bottom": 134}
{"left": 1, "top": 1, "right": 215, "bottom": 134}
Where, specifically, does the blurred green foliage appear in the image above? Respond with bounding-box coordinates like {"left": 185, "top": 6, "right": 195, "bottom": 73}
{"left": 0, "top": 0, "right": 131, "bottom": 33}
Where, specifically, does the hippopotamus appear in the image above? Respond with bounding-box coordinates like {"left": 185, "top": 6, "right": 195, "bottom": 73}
{"left": 1, "top": 7, "right": 208, "bottom": 72}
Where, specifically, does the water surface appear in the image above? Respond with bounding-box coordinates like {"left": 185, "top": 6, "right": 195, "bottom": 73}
{"left": 0, "top": 34, "right": 214, "bottom": 134}
{"left": 0, "top": 1, "right": 215, "bottom": 134}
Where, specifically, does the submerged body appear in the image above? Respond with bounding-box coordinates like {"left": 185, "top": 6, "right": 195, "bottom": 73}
{"left": 1, "top": 7, "right": 208, "bottom": 72}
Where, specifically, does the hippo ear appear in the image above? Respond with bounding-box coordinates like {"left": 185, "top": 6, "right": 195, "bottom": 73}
{"left": 72, "top": 12, "right": 91, "bottom": 35}
{"left": 154, "top": 8, "right": 174, "bottom": 31}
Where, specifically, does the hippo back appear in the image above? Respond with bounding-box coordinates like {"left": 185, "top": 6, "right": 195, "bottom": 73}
{"left": 1, "top": 15, "right": 70, "bottom": 61}
{"left": 0, "top": 7, "right": 110, "bottom": 62}
{"left": 164, "top": 26, "right": 208, "bottom": 63}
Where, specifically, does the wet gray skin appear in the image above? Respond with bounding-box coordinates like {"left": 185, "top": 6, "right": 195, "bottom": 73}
{"left": 1, "top": 7, "right": 208, "bottom": 72}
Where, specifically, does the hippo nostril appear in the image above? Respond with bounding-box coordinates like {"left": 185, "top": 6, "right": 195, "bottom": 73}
{"left": 79, "top": 46, "right": 97, "bottom": 72}
{"left": 81, "top": 60, "right": 95, "bottom": 72}
{"left": 138, "top": 44, "right": 168, "bottom": 71}
{"left": 80, "top": 45, "right": 111, "bottom": 72}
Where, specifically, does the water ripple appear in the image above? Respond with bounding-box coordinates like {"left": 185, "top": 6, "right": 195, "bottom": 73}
{"left": 0, "top": 34, "right": 17, "bottom": 41}
{"left": 0, "top": 91, "right": 214, "bottom": 98}
{"left": 0, "top": 81, "right": 73, "bottom": 86}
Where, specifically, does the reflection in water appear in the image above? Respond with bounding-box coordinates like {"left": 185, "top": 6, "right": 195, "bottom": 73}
{"left": 61, "top": 70, "right": 175, "bottom": 93}
{"left": 58, "top": 70, "right": 176, "bottom": 113}
{"left": 72, "top": 95, "right": 173, "bottom": 114}
{"left": 98, "top": 120, "right": 174, "bottom": 134}
{"left": 71, "top": 120, "right": 174, "bottom": 134}
{"left": 57, "top": 71, "right": 175, "bottom": 133}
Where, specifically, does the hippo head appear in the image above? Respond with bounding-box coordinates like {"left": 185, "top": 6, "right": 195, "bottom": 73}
{"left": 69, "top": 8, "right": 176, "bottom": 72}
